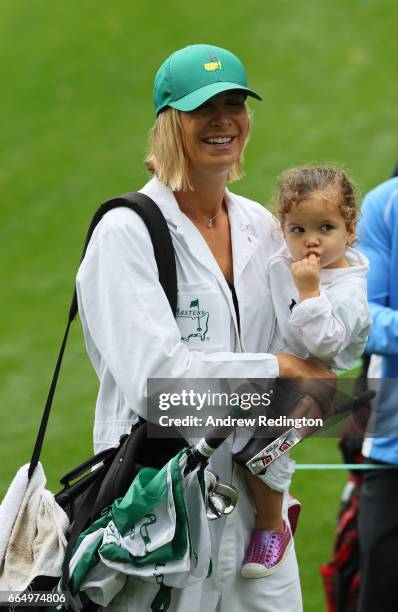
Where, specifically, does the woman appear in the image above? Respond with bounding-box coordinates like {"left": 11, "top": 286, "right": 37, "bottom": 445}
{"left": 76, "top": 44, "right": 334, "bottom": 611}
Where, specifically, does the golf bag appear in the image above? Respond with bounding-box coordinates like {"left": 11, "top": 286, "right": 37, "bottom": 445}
{"left": 27, "top": 193, "right": 188, "bottom": 599}
{"left": 27, "top": 193, "right": 239, "bottom": 606}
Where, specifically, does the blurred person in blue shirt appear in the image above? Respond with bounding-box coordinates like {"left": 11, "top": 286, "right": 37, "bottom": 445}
{"left": 356, "top": 174, "right": 398, "bottom": 612}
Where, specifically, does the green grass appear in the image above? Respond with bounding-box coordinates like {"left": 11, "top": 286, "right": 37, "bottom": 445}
{"left": 292, "top": 440, "right": 346, "bottom": 611}
{"left": 1, "top": 2, "right": 397, "bottom": 609}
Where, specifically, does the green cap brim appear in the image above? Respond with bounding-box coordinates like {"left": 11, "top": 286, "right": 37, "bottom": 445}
{"left": 167, "top": 82, "right": 262, "bottom": 112}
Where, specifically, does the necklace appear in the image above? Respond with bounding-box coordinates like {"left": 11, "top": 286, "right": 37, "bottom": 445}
{"left": 181, "top": 200, "right": 225, "bottom": 228}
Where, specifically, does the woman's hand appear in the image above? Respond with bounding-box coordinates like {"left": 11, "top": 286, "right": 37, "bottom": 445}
{"left": 274, "top": 352, "right": 334, "bottom": 380}
{"left": 274, "top": 352, "right": 337, "bottom": 418}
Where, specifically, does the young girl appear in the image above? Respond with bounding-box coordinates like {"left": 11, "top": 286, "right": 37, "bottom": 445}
{"left": 241, "top": 166, "right": 371, "bottom": 578}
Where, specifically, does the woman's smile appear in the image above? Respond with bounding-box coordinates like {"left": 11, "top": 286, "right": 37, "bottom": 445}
{"left": 201, "top": 135, "right": 236, "bottom": 147}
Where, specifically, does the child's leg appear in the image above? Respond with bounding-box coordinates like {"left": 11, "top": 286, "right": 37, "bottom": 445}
{"left": 245, "top": 472, "right": 284, "bottom": 531}
{"left": 241, "top": 453, "right": 296, "bottom": 578}
{"left": 258, "top": 448, "right": 302, "bottom": 535}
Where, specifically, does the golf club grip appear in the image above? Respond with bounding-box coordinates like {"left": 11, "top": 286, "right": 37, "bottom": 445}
{"left": 335, "top": 389, "right": 376, "bottom": 415}
{"left": 188, "top": 396, "right": 262, "bottom": 464}
{"left": 187, "top": 439, "right": 224, "bottom": 466}
{"left": 191, "top": 423, "right": 238, "bottom": 461}
{"left": 184, "top": 423, "right": 238, "bottom": 474}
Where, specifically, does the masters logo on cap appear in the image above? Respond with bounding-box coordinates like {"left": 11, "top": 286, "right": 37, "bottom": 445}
{"left": 204, "top": 55, "right": 222, "bottom": 72}
{"left": 153, "top": 44, "right": 261, "bottom": 115}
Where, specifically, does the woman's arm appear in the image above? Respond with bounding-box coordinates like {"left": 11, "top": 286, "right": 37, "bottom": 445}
{"left": 275, "top": 352, "right": 334, "bottom": 379}
{"left": 275, "top": 352, "right": 337, "bottom": 419}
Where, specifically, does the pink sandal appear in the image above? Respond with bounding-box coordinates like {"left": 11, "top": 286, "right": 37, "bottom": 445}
{"left": 287, "top": 495, "right": 302, "bottom": 535}
{"left": 241, "top": 522, "right": 293, "bottom": 578}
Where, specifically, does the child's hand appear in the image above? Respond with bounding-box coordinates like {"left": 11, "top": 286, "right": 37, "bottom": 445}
{"left": 291, "top": 254, "right": 321, "bottom": 301}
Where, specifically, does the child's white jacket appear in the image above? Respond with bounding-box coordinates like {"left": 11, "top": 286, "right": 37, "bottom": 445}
{"left": 267, "top": 245, "right": 371, "bottom": 370}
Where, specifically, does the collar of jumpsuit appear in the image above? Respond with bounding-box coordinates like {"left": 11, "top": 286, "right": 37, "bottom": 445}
{"left": 140, "top": 176, "right": 262, "bottom": 302}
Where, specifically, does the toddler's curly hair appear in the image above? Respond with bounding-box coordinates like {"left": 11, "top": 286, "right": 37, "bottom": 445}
{"left": 275, "top": 166, "right": 359, "bottom": 230}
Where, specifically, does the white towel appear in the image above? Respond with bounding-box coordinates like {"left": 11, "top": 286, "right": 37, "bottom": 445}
{"left": 0, "top": 464, "right": 29, "bottom": 565}
{"left": 0, "top": 462, "right": 70, "bottom": 591}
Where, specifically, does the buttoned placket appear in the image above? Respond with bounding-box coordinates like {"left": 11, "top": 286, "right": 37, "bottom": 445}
{"left": 177, "top": 211, "right": 261, "bottom": 354}
{"left": 174, "top": 215, "right": 244, "bottom": 350}
{"left": 141, "top": 178, "right": 261, "bottom": 354}
{"left": 228, "top": 199, "right": 261, "bottom": 352}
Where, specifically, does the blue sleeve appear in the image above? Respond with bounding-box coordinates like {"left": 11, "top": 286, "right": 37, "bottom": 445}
{"left": 357, "top": 182, "right": 398, "bottom": 355}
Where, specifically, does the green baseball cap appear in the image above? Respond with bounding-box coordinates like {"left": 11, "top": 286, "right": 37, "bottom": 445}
{"left": 153, "top": 44, "right": 262, "bottom": 115}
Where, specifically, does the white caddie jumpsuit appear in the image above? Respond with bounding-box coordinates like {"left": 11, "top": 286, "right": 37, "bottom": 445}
{"left": 76, "top": 176, "right": 303, "bottom": 612}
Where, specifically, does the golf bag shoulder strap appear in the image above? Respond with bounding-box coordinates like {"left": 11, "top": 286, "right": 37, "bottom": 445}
{"left": 28, "top": 192, "right": 177, "bottom": 479}
{"left": 69, "top": 192, "right": 177, "bottom": 320}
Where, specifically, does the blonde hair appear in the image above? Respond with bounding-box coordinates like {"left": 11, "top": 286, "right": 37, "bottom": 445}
{"left": 145, "top": 107, "right": 249, "bottom": 192}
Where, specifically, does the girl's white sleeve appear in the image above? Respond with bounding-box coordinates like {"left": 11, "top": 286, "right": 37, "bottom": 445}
{"left": 288, "top": 287, "right": 371, "bottom": 369}
{"left": 76, "top": 214, "right": 279, "bottom": 417}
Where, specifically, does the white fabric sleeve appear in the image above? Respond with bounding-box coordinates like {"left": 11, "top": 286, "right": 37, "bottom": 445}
{"left": 264, "top": 261, "right": 286, "bottom": 354}
{"left": 257, "top": 453, "right": 295, "bottom": 494}
{"left": 268, "top": 320, "right": 286, "bottom": 353}
{"left": 76, "top": 216, "right": 279, "bottom": 419}
{"left": 288, "top": 291, "right": 371, "bottom": 366}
